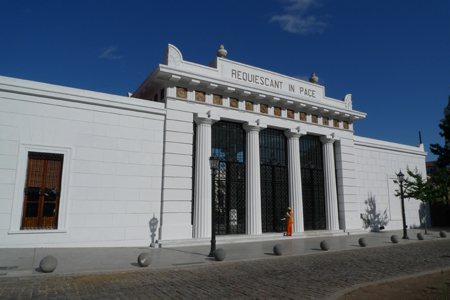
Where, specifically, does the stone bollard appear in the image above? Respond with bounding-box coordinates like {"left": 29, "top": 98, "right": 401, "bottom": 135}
{"left": 440, "top": 231, "right": 447, "bottom": 238}
{"left": 273, "top": 244, "right": 283, "bottom": 256}
{"left": 214, "top": 249, "right": 226, "bottom": 261}
{"left": 417, "top": 233, "right": 425, "bottom": 240}
{"left": 320, "top": 240, "right": 329, "bottom": 251}
{"left": 390, "top": 235, "right": 399, "bottom": 243}
{"left": 137, "top": 252, "right": 152, "bottom": 267}
{"left": 358, "top": 237, "right": 368, "bottom": 247}
{"left": 39, "top": 256, "right": 58, "bottom": 273}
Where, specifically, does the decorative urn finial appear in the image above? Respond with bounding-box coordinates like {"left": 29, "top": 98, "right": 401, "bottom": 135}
{"left": 309, "top": 73, "right": 318, "bottom": 84}
{"left": 217, "top": 45, "right": 227, "bottom": 58}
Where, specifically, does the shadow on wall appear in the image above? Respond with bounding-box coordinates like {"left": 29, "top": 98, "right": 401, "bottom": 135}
{"left": 410, "top": 202, "right": 431, "bottom": 229}
{"left": 149, "top": 213, "right": 158, "bottom": 245}
{"left": 363, "top": 193, "right": 389, "bottom": 232}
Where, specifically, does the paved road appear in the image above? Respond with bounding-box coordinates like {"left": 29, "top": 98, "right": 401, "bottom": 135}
{"left": 1, "top": 238, "right": 450, "bottom": 299}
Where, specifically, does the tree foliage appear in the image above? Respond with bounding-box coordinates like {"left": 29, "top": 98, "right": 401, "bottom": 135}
{"left": 430, "top": 113, "right": 450, "bottom": 169}
{"left": 394, "top": 167, "right": 446, "bottom": 233}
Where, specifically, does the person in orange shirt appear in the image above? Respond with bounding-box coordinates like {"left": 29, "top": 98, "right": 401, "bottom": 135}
{"left": 285, "top": 207, "right": 293, "bottom": 236}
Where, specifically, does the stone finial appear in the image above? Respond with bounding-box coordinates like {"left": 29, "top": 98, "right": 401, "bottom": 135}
{"left": 217, "top": 45, "right": 227, "bottom": 58}
{"left": 309, "top": 73, "right": 318, "bottom": 84}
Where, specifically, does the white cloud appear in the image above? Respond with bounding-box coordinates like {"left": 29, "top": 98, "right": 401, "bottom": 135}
{"left": 271, "top": 0, "right": 327, "bottom": 35}
{"left": 99, "top": 46, "right": 124, "bottom": 60}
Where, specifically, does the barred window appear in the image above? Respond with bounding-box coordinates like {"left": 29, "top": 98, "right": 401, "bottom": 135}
{"left": 21, "top": 152, "right": 64, "bottom": 230}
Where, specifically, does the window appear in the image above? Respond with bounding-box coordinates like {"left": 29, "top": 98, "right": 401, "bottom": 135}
{"left": 21, "top": 152, "right": 64, "bottom": 230}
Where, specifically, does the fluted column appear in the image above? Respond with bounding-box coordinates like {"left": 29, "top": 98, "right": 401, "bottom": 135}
{"left": 285, "top": 128, "right": 305, "bottom": 233}
{"left": 320, "top": 135, "right": 340, "bottom": 231}
{"left": 243, "top": 121, "right": 266, "bottom": 235}
{"left": 193, "top": 113, "right": 219, "bottom": 238}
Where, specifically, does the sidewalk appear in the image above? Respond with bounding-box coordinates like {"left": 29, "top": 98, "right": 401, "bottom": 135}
{"left": 0, "top": 227, "right": 448, "bottom": 278}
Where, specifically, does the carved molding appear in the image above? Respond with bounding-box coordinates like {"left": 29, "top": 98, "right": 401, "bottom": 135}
{"left": 177, "top": 87, "right": 187, "bottom": 99}
{"left": 195, "top": 91, "right": 205, "bottom": 102}
{"left": 230, "top": 98, "right": 239, "bottom": 108}
{"left": 274, "top": 107, "right": 282, "bottom": 116}
{"left": 312, "top": 115, "right": 318, "bottom": 123}
{"left": 287, "top": 110, "right": 294, "bottom": 119}
{"left": 300, "top": 112, "right": 307, "bottom": 121}
{"left": 246, "top": 101, "right": 254, "bottom": 111}
{"left": 323, "top": 117, "right": 329, "bottom": 126}
{"left": 213, "top": 94, "right": 223, "bottom": 105}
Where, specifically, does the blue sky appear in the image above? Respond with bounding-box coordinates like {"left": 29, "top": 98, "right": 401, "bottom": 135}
{"left": 2, "top": 0, "right": 449, "bottom": 162}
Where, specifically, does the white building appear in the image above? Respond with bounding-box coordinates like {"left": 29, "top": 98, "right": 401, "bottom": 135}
{"left": 0, "top": 44, "right": 427, "bottom": 248}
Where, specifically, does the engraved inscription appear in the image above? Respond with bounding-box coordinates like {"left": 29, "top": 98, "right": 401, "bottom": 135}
{"left": 260, "top": 104, "right": 268, "bottom": 114}
{"left": 245, "top": 101, "right": 254, "bottom": 111}
{"left": 213, "top": 94, "right": 223, "bottom": 105}
{"left": 195, "top": 91, "right": 205, "bottom": 102}
{"left": 230, "top": 98, "right": 239, "bottom": 108}
{"left": 177, "top": 87, "right": 187, "bottom": 99}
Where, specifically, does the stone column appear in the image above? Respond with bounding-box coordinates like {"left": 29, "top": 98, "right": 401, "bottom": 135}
{"left": 193, "top": 113, "right": 219, "bottom": 238}
{"left": 243, "top": 121, "right": 266, "bottom": 235}
{"left": 320, "top": 135, "right": 340, "bottom": 231}
{"left": 284, "top": 128, "right": 305, "bottom": 233}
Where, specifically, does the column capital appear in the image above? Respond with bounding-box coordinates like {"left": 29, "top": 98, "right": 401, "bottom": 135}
{"left": 284, "top": 128, "right": 306, "bottom": 139}
{"left": 243, "top": 121, "right": 267, "bottom": 133}
{"left": 194, "top": 113, "right": 220, "bottom": 125}
{"left": 320, "top": 133, "right": 339, "bottom": 144}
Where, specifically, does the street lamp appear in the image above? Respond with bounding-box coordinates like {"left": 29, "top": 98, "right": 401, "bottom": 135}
{"left": 397, "top": 170, "right": 409, "bottom": 239}
{"left": 208, "top": 154, "right": 220, "bottom": 257}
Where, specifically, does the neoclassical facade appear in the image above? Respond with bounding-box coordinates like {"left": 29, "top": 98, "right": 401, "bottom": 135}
{"left": 0, "top": 44, "right": 426, "bottom": 248}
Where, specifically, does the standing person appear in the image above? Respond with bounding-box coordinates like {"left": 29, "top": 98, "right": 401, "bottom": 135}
{"left": 286, "top": 207, "right": 293, "bottom": 236}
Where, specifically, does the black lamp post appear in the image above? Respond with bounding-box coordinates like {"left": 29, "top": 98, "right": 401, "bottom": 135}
{"left": 397, "top": 171, "right": 409, "bottom": 239}
{"left": 208, "top": 155, "right": 220, "bottom": 257}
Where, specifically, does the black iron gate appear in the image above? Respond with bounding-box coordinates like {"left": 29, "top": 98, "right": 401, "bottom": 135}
{"left": 212, "top": 121, "right": 246, "bottom": 235}
{"left": 300, "top": 135, "right": 326, "bottom": 230}
{"left": 260, "top": 128, "right": 289, "bottom": 233}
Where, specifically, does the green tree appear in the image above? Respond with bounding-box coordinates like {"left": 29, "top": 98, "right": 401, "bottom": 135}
{"left": 394, "top": 167, "right": 443, "bottom": 234}
{"left": 430, "top": 113, "right": 450, "bottom": 169}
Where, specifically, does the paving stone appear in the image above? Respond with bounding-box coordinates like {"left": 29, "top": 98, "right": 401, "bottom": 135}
{"left": 1, "top": 240, "right": 450, "bottom": 299}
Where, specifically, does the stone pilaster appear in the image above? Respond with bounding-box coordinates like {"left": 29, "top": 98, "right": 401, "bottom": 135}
{"left": 193, "top": 113, "right": 219, "bottom": 238}
{"left": 284, "top": 128, "right": 305, "bottom": 233}
{"left": 243, "top": 121, "right": 267, "bottom": 235}
{"left": 320, "top": 135, "right": 340, "bottom": 231}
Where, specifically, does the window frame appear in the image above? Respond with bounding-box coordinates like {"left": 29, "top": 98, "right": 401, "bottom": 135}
{"left": 9, "top": 143, "right": 72, "bottom": 234}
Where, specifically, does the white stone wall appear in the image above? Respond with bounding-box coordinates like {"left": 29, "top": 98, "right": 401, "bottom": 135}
{"left": 0, "top": 76, "right": 166, "bottom": 248}
{"left": 159, "top": 100, "right": 195, "bottom": 240}
{"left": 354, "top": 136, "right": 427, "bottom": 231}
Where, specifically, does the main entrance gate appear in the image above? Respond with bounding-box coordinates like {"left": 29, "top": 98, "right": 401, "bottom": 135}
{"left": 300, "top": 135, "right": 326, "bottom": 230}
{"left": 211, "top": 121, "right": 246, "bottom": 235}
{"left": 260, "top": 128, "right": 289, "bottom": 233}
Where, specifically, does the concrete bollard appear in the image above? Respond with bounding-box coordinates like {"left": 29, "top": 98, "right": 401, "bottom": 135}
{"left": 417, "top": 233, "right": 425, "bottom": 240}
{"left": 137, "top": 252, "right": 152, "bottom": 267}
{"left": 320, "top": 240, "right": 329, "bottom": 251}
{"left": 358, "top": 237, "right": 368, "bottom": 247}
{"left": 390, "top": 235, "right": 399, "bottom": 243}
{"left": 214, "top": 249, "right": 226, "bottom": 261}
{"left": 39, "top": 256, "right": 58, "bottom": 273}
{"left": 273, "top": 244, "right": 283, "bottom": 256}
{"left": 440, "top": 231, "right": 447, "bottom": 238}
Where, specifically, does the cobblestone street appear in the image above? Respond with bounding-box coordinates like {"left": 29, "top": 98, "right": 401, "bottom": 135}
{"left": 1, "top": 239, "right": 450, "bottom": 299}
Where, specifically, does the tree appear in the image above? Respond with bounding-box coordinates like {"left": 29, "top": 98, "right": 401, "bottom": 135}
{"left": 394, "top": 167, "right": 440, "bottom": 234}
{"left": 430, "top": 113, "right": 450, "bottom": 169}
